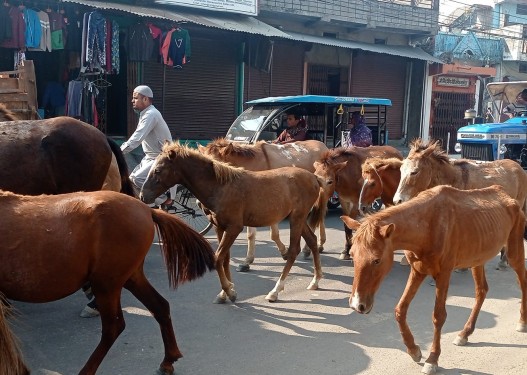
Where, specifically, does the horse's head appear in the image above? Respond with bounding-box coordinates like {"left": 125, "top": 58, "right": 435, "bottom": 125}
{"left": 341, "top": 215, "right": 395, "bottom": 314}
{"left": 359, "top": 162, "right": 383, "bottom": 213}
{"left": 140, "top": 144, "right": 182, "bottom": 204}
{"left": 393, "top": 139, "right": 443, "bottom": 204}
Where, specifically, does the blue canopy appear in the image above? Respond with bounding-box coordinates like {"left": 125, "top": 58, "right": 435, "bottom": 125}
{"left": 246, "top": 95, "right": 392, "bottom": 106}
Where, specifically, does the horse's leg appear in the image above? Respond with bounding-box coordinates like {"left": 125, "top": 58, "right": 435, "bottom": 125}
{"left": 302, "top": 223, "right": 322, "bottom": 290}
{"left": 340, "top": 201, "right": 356, "bottom": 260}
{"left": 318, "top": 219, "right": 326, "bottom": 253}
{"left": 453, "top": 266, "right": 488, "bottom": 346}
{"left": 505, "top": 226, "right": 527, "bottom": 332}
{"left": 213, "top": 229, "right": 242, "bottom": 304}
{"left": 79, "top": 289, "right": 125, "bottom": 375}
{"left": 266, "top": 215, "right": 304, "bottom": 302}
{"left": 270, "top": 223, "right": 288, "bottom": 259}
{"left": 394, "top": 267, "right": 426, "bottom": 364}
{"left": 422, "top": 271, "right": 452, "bottom": 375}
{"left": 125, "top": 270, "right": 181, "bottom": 375}
{"left": 237, "top": 227, "right": 256, "bottom": 272}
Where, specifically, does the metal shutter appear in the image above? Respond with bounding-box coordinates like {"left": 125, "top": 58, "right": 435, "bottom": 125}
{"left": 142, "top": 37, "right": 238, "bottom": 141}
{"left": 244, "top": 40, "right": 304, "bottom": 104}
{"left": 350, "top": 51, "right": 407, "bottom": 140}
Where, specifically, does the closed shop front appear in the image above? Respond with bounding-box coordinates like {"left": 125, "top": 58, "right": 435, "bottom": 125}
{"left": 350, "top": 51, "right": 408, "bottom": 140}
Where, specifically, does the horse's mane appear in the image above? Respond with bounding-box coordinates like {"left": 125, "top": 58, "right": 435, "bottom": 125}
{"left": 408, "top": 138, "right": 449, "bottom": 164}
{"left": 319, "top": 147, "right": 361, "bottom": 165}
{"left": 163, "top": 142, "right": 244, "bottom": 183}
{"left": 205, "top": 138, "right": 258, "bottom": 158}
{"left": 362, "top": 157, "right": 402, "bottom": 173}
{"left": 0, "top": 103, "right": 18, "bottom": 121}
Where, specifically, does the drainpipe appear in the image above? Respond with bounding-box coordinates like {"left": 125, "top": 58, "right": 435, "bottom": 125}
{"left": 237, "top": 42, "right": 245, "bottom": 115}
{"left": 402, "top": 61, "right": 412, "bottom": 142}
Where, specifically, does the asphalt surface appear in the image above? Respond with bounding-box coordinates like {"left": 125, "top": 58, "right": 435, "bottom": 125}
{"left": 9, "top": 208, "right": 527, "bottom": 375}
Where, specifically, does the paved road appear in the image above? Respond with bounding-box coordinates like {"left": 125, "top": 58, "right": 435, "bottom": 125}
{"left": 10, "top": 209, "right": 527, "bottom": 375}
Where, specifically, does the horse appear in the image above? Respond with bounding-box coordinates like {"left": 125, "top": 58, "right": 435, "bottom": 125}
{"left": 392, "top": 139, "right": 527, "bottom": 267}
{"left": 198, "top": 138, "right": 329, "bottom": 271}
{"left": 140, "top": 143, "right": 326, "bottom": 303}
{"left": 0, "top": 111, "right": 134, "bottom": 197}
{"left": 0, "top": 190, "right": 216, "bottom": 375}
{"left": 342, "top": 184, "right": 527, "bottom": 375}
{"left": 358, "top": 157, "right": 402, "bottom": 213}
{"left": 313, "top": 145, "right": 403, "bottom": 259}
{"left": 0, "top": 103, "right": 18, "bottom": 121}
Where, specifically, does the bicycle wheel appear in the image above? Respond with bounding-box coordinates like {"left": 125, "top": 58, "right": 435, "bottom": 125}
{"left": 172, "top": 186, "right": 213, "bottom": 235}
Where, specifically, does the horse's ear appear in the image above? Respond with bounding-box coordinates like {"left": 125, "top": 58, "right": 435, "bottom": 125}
{"left": 341, "top": 215, "right": 361, "bottom": 230}
{"left": 197, "top": 144, "right": 204, "bottom": 152}
{"left": 334, "top": 161, "right": 348, "bottom": 172}
{"left": 313, "top": 161, "right": 321, "bottom": 170}
{"left": 379, "top": 223, "right": 395, "bottom": 239}
{"left": 225, "top": 142, "right": 234, "bottom": 154}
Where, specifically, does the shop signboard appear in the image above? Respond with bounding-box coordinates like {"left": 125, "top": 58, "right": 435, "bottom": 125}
{"left": 156, "top": 0, "right": 258, "bottom": 16}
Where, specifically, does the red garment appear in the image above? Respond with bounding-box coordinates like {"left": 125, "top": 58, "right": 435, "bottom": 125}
{"left": 147, "top": 23, "right": 162, "bottom": 39}
{"left": 0, "top": 6, "right": 25, "bottom": 49}
{"left": 160, "top": 28, "right": 175, "bottom": 66}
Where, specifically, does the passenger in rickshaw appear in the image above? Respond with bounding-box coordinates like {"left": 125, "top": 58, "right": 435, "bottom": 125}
{"left": 272, "top": 110, "right": 308, "bottom": 144}
{"left": 342, "top": 111, "right": 372, "bottom": 148}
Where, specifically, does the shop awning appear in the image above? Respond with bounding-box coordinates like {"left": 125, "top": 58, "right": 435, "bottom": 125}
{"left": 62, "top": 0, "right": 289, "bottom": 38}
{"left": 283, "top": 31, "right": 443, "bottom": 63}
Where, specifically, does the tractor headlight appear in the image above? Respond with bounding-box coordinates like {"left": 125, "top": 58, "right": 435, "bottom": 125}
{"left": 499, "top": 144, "right": 508, "bottom": 155}
{"left": 454, "top": 143, "right": 462, "bottom": 153}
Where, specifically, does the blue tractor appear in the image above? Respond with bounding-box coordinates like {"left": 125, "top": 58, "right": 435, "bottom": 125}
{"left": 455, "top": 81, "right": 527, "bottom": 168}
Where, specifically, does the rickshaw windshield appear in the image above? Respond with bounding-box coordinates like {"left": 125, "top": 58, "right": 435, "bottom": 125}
{"left": 226, "top": 107, "right": 274, "bottom": 142}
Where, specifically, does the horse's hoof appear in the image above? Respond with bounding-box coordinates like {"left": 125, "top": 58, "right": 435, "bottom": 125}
{"left": 155, "top": 366, "right": 174, "bottom": 375}
{"left": 228, "top": 290, "right": 237, "bottom": 303}
{"left": 307, "top": 281, "right": 319, "bottom": 290}
{"left": 265, "top": 292, "right": 278, "bottom": 302}
{"left": 400, "top": 256, "right": 409, "bottom": 266}
{"left": 496, "top": 260, "right": 508, "bottom": 270}
{"left": 339, "top": 253, "right": 351, "bottom": 260}
{"left": 318, "top": 246, "right": 324, "bottom": 253}
{"left": 281, "top": 253, "right": 288, "bottom": 260}
{"left": 452, "top": 335, "right": 468, "bottom": 346}
{"left": 213, "top": 295, "right": 227, "bottom": 304}
{"left": 302, "top": 250, "right": 312, "bottom": 259}
{"left": 236, "top": 264, "right": 250, "bottom": 272}
{"left": 409, "top": 346, "right": 422, "bottom": 362}
{"left": 516, "top": 322, "right": 527, "bottom": 332}
{"left": 421, "top": 362, "right": 438, "bottom": 375}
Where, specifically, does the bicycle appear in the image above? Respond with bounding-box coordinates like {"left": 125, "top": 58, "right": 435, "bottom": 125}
{"left": 161, "top": 185, "right": 213, "bottom": 235}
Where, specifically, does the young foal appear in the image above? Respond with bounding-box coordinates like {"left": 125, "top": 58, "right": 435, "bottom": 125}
{"left": 314, "top": 146, "right": 403, "bottom": 259}
{"left": 358, "top": 157, "right": 402, "bottom": 213}
{"left": 0, "top": 190, "right": 216, "bottom": 375}
{"left": 199, "top": 138, "right": 329, "bottom": 271}
{"left": 141, "top": 143, "right": 326, "bottom": 303}
{"left": 342, "top": 185, "right": 527, "bottom": 375}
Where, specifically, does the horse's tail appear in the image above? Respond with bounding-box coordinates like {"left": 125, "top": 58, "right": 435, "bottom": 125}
{"left": 106, "top": 137, "right": 136, "bottom": 197}
{"left": 0, "top": 298, "right": 29, "bottom": 375}
{"left": 308, "top": 185, "right": 328, "bottom": 231}
{"left": 151, "top": 210, "right": 216, "bottom": 289}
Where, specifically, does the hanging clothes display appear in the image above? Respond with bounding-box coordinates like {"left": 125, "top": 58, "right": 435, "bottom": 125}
{"left": 127, "top": 22, "right": 153, "bottom": 61}
{"left": 81, "top": 11, "right": 119, "bottom": 74}
{"left": 167, "top": 27, "right": 191, "bottom": 68}
{"left": 23, "top": 7, "right": 41, "bottom": 49}
{"left": 0, "top": 4, "right": 25, "bottom": 49}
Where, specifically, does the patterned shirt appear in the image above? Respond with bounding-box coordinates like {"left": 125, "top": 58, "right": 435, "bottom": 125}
{"left": 342, "top": 124, "right": 372, "bottom": 148}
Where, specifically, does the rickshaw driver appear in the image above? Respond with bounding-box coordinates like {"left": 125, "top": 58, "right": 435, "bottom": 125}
{"left": 272, "top": 110, "right": 308, "bottom": 144}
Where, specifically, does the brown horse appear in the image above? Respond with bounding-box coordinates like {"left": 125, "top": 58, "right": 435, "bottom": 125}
{"left": 314, "top": 146, "right": 403, "bottom": 259}
{"left": 342, "top": 185, "right": 527, "bottom": 375}
{"left": 358, "top": 157, "right": 402, "bottom": 212}
{"left": 0, "top": 115, "right": 134, "bottom": 196}
{"left": 199, "top": 138, "right": 329, "bottom": 271}
{"left": 140, "top": 143, "right": 326, "bottom": 303}
{"left": 393, "top": 139, "right": 527, "bottom": 266}
{"left": 0, "top": 190, "right": 215, "bottom": 375}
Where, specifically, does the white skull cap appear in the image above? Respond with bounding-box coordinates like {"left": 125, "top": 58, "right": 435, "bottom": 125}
{"left": 134, "top": 85, "right": 153, "bottom": 98}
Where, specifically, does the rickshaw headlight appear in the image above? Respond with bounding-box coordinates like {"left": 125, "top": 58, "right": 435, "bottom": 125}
{"left": 454, "top": 143, "right": 462, "bottom": 153}
{"left": 499, "top": 144, "right": 508, "bottom": 155}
